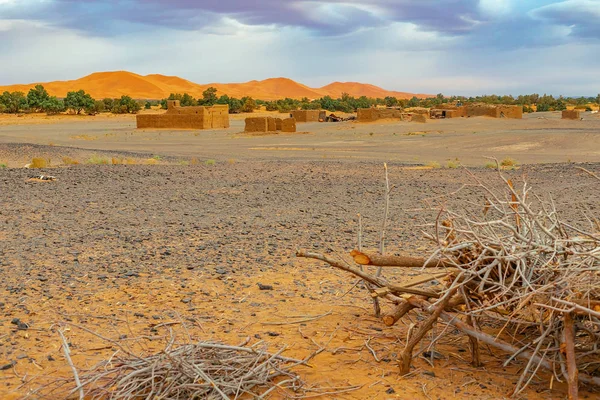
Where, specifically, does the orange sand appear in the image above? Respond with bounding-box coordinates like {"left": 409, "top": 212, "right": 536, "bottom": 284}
{"left": 0, "top": 71, "right": 432, "bottom": 101}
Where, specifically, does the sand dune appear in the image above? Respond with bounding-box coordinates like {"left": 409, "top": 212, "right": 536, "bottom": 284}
{"left": 0, "top": 71, "right": 431, "bottom": 101}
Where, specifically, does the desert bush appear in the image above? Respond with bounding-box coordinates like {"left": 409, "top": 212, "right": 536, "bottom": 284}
{"left": 190, "top": 157, "right": 199, "bottom": 166}
{"left": 0, "top": 163, "right": 7, "bottom": 168}
{"left": 111, "top": 157, "right": 123, "bottom": 165}
{"left": 205, "top": 159, "right": 216, "bottom": 166}
{"left": 86, "top": 155, "right": 109, "bottom": 165}
{"left": 178, "top": 160, "right": 189, "bottom": 166}
{"left": 62, "top": 156, "right": 79, "bottom": 165}
{"left": 484, "top": 161, "right": 497, "bottom": 169}
{"left": 145, "top": 158, "right": 159, "bottom": 165}
{"left": 446, "top": 160, "right": 460, "bottom": 169}
{"left": 500, "top": 157, "right": 518, "bottom": 168}
{"left": 30, "top": 158, "right": 48, "bottom": 168}
{"left": 144, "top": 101, "right": 152, "bottom": 110}
{"left": 426, "top": 161, "right": 441, "bottom": 169}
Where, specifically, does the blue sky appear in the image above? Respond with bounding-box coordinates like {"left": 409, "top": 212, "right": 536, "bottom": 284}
{"left": 0, "top": 0, "right": 599, "bottom": 96}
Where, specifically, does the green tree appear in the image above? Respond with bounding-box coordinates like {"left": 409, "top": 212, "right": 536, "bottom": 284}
{"left": 384, "top": 96, "right": 399, "bottom": 107}
{"left": 145, "top": 101, "right": 152, "bottom": 110}
{"left": 27, "top": 85, "right": 50, "bottom": 111}
{"left": 180, "top": 93, "right": 196, "bottom": 107}
{"left": 240, "top": 97, "right": 257, "bottom": 113}
{"left": 111, "top": 95, "right": 141, "bottom": 114}
{"left": 103, "top": 98, "right": 114, "bottom": 110}
{"left": 64, "top": 90, "right": 94, "bottom": 114}
{"left": 228, "top": 98, "right": 242, "bottom": 113}
{"left": 41, "top": 97, "right": 65, "bottom": 115}
{"left": 202, "top": 87, "right": 218, "bottom": 106}
{"left": 0, "top": 91, "right": 28, "bottom": 113}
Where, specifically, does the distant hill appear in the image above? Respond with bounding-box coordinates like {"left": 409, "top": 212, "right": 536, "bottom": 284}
{"left": 0, "top": 71, "right": 432, "bottom": 100}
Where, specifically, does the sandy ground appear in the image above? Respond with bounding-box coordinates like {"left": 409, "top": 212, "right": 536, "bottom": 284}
{"left": 1, "top": 160, "right": 599, "bottom": 399}
{"left": 0, "top": 112, "right": 599, "bottom": 399}
{"left": 0, "top": 111, "right": 599, "bottom": 168}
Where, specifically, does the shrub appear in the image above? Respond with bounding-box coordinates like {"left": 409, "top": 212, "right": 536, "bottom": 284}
{"left": 87, "top": 155, "right": 109, "bottom": 165}
{"left": 426, "top": 161, "right": 441, "bottom": 169}
{"left": 62, "top": 156, "right": 79, "bottom": 165}
{"left": 111, "top": 157, "right": 123, "bottom": 165}
{"left": 30, "top": 158, "right": 48, "bottom": 168}
{"left": 446, "top": 160, "right": 460, "bottom": 169}
{"left": 500, "top": 157, "right": 518, "bottom": 168}
{"left": 484, "top": 161, "right": 497, "bottom": 169}
{"left": 0, "top": 163, "right": 7, "bottom": 168}
{"left": 145, "top": 158, "right": 159, "bottom": 165}
{"left": 205, "top": 159, "right": 216, "bottom": 166}
{"left": 190, "top": 157, "right": 199, "bottom": 165}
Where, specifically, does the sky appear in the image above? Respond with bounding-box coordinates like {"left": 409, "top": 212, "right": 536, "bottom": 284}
{"left": 0, "top": 0, "right": 599, "bottom": 96}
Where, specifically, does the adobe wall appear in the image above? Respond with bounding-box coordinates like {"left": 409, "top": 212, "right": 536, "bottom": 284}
{"left": 282, "top": 118, "right": 297, "bottom": 132}
{"left": 245, "top": 117, "right": 270, "bottom": 133}
{"left": 245, "top": 117, "right": 296, "bottom": 133}
{"left": 137, "top": 103, "right": 229, "bottom": 129}
{"left": 412, "top": 114, "right": 427, "bottom": 123}
{"left": 357, "top": 108, "right": 402, "bottom": 122}
{"left": 464, "top": 104, "right": 522, "bottom": 119}
{"left": 466, "top": 105, "right": 498, "bottom": 118}
{"left": 497, "top": 105, "right": 522, "bottom": 119}
{"left": 562, "top": 110, "right": 581, "bottom": 120}
{"left": 137, "top": 114, "right": 206, "bottom": 129}
{"left": 290, "top": 110, "right": 321, "bottom": 122}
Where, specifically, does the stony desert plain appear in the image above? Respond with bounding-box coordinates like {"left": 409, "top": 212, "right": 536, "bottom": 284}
{"left": 1, "top": 109, "right": 599, "bottom": 399}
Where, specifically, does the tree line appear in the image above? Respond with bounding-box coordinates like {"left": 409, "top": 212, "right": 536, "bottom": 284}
{"left": 2, "top": 84, "right": 599, "bottom": 115}
{"left": 0, "top": 85, "right": 148, "bottom": 115}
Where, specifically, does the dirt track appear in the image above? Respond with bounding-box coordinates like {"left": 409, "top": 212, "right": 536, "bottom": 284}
{"left": 1, "top": 160, "right": 599, "bottom": 399}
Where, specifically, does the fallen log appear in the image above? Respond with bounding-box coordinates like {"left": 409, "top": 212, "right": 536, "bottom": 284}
{"left": 296, "top": 250, "right": 441, "bottom": 298}
{"left": 350, "top": 250, "right": 454, "bottom": 268}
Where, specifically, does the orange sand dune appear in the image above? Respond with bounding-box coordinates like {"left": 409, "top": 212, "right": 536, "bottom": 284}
{"left": 0, "top": 71, "right": 432, "bottom": 100}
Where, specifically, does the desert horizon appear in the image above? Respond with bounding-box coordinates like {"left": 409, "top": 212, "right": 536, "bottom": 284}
{"left": 0, "top": 70, "right": 434, "bottom": 101}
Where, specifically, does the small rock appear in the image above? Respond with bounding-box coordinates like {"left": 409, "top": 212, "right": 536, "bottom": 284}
{"left": 257, "top": 283, "right": 273, "bottom": 290}
{"left": 16, "top": 354, "right": 28, "bottom": 360}
{"left": 0, "top": 361, "right": 15, "bottom": 371}
{"left": 215, "top": 267, "right": 227, "bottom": 275}
{"left": 266, "top": 332, "right": 279, "bottom": 337}
{"left": 47, "top": 355, "right": 55, "bottom": 362}
{"left": 386, "top": 387, "right": 395, "bottom": 394}
{"left": 423, "top": 371, "right": 436, "bottom": 377}
{"left": 124, "top": 271, "right": 139, "bottom": 278}
{"left": 38, "top": 276, "right": 48, "bottom": 282}
{"left": 181, "top": 298, "right": 192, "bottom": 304}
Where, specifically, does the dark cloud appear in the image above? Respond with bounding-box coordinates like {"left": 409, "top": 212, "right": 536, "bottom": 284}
{"left": 531, "top": 0, "right": 600, "bottom": 39}
{"left": 1, "top": 0, "right": 490, "bottom": 37}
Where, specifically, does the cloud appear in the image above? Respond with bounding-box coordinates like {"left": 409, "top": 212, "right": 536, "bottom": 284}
{"left": 0, "top": 1, "right": 598, "bottom": 96}
{"left": 530, "top": 0, "right": 600, "bottom": 39}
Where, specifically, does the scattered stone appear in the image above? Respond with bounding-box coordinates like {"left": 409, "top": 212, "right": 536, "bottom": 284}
{"left": 386, "top": 387, "right": 395, "bottom": 394}
{"left": 423, "top": 371, "right": 436, "bottom": 377}
{"left": 266, "top": 332, "right": 279, "bottom": 337}
{"left": 181, "top": 297, "right": 192, "bottom": 304}
{"left": 0, "top": 361, "right": 15, "bottom": 371}
{"left": 257, "top": 283, "right": 273, "bottom": 290}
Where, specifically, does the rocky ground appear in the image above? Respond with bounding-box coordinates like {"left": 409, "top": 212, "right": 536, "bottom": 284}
{"left": 1, "top": 158, "right": 599, "bottom": 399}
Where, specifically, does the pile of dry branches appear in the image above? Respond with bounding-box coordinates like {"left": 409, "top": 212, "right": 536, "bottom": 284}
{"left": 35, "top": 338, "right": 307, "bottom": 400}
{"left": 298, "top": 165, "right": 600, "bottom": 398}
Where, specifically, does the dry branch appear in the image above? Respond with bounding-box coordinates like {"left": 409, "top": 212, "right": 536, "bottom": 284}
{"left": 297, "top": 167, "right": 600, "bottom": 398}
